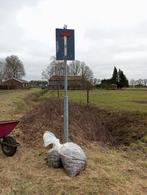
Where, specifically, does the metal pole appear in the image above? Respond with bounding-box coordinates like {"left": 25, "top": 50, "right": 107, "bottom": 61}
{"left": 63, "top": 25, "right": 68, "bottom": 142}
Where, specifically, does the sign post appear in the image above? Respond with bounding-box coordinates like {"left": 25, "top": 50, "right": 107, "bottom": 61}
{"left": 56, "top": 26, "right": 75, "bottom": 143}
{"left": 62, "top": 25, "right": 68, "bottom": 143}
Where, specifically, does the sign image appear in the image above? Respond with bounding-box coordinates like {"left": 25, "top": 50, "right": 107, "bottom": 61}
{"left": 56, "top": 28, "right": 75, "bottom": 60}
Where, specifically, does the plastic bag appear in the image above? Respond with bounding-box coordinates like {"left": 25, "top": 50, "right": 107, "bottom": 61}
{"left": 43, "top": 131, "right": 87, "bottom": 176}
{"left": 60, "top": 142, "right": 87, "bottom": 177}
{"left": 47, "top": 148, "right": 62, "bottom": 168}
{"left": 43, "top": 131, "right": 61, "bottom": 151}
{"left": 43, "top": 131, "right": 62, "bottom": 168}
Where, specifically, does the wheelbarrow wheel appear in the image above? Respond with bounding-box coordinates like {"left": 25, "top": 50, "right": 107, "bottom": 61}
{"left": 1, "top": 136, "right": 17, "bottom": 156}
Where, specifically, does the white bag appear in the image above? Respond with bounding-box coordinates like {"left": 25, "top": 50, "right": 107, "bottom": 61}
{"left": 43, "top": 131, "right": 62, "bottom": 151}
{"left": 43, "top": 131, "right": 62, "bottom": 168}
{"left": 60, "top": 142, "right": 87, "bottom": 177}
{"left": 43, "top": 131, "right": 87, "bottom": 176}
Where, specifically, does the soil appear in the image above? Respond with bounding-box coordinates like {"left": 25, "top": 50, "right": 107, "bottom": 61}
{"left": 133, "top": 100, "right": 147, "bottom": 104}
{"left": 19, "top": 99, "right": 147, "bottom": 148}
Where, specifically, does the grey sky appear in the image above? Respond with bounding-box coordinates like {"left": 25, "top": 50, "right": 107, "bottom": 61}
{"left": 0, "top": 0, "right": 147, "bottom": 80}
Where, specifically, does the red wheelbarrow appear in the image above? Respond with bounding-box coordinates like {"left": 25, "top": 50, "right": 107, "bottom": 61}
{"left": 0, "top": 120, "right": 19, "bottom": 156}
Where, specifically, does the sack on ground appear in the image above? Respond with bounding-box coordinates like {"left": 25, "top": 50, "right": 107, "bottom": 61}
{"left": 43, "top": 131, "right": 61, "bottom": 150}
{"left": 47, "top": 148, "right": 62, "bottom": 168}
{"left": 43, "top": 131, "right": 87, "bottom": 176}
{"left": 43, "top": 131, "right": 62, "bottom": 168}
{"left": 60, "top": 142, "right": 87, "bottom": 177}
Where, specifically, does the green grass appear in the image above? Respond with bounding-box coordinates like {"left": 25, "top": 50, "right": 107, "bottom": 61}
{"left": 2, "top": 88, "right": 145, "bottom": 115}
{"left": 40, "top": 88, "right": 147, "bottom": 113}
{"left": 0, "top": 88, "right": 40, "bottom": 120}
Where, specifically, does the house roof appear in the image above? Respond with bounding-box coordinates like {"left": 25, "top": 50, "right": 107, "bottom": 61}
{"left": 3, "top": 77, "right": 28, "bottom": 83}
{"left": 49, "top": 75, "right": 83, "bottom": 81}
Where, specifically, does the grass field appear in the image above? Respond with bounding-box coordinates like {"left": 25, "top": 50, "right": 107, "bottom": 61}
{"left": 39, "top": 88, "right": 147, "bottom": 112}
{"left": 0, "top": 89, "right": 37, "bottom": 120}
{"left": 0, "top": 88, "right": 147, "bottom": 195}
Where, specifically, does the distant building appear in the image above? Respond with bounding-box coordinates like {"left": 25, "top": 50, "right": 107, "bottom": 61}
{"left": 2, "top": 78, "right": 29, "bottom": 89}
{"left": 48, "top": 75, "right": 87, "bottom": 89}
{"left": 29, "top": 80, "right": 48, "bottom": 88}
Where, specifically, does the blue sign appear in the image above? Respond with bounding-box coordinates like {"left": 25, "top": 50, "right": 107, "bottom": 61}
{"left": 56, "top": 28, "right": 75, "bottom": 60}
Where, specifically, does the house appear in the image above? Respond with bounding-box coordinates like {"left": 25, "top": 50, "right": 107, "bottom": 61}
{"left": 48, "top": 75, "right": 87, "bottom": 89}
{"left": 2, "top": 78, "right": 29, "bottom": 89}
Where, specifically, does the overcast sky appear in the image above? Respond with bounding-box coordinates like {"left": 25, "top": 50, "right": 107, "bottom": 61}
{"left": 0, "top": 0, "right": 147, "bottom": 80}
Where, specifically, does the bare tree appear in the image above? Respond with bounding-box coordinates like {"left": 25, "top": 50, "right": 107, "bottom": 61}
{"left": 42, "top": 56, "right": 65, "bottom": 80}
{"left": 3, "top": 55, "right": 25, "bottom": 80}
{"left": 42, "top": 57, "right": 94, "bottom": 85}
{"left": 93, "top": 78, "right": 101, "bottom": 85}
{"left": 81, "top": 62, "right": 93, "bottom": 82}
{"left": 143, "top": 79, "right": 147, "bottom": 86}
{"left": 69, "top": 60, "right": 94, "bottom": 82}
{"left": 130, "top": 79, "right": 136, "bottom": 87}
{"left": 130, "top": 79, "right": 147, "bottom": 87}
{"left": 42, "top": 65, "right": 54, "bottom": 80}
{"left": 69, "top": 60, "right": 81, "bottom": 76}
{"left": 0, "top": 59, "right": 5, "bottom": 83}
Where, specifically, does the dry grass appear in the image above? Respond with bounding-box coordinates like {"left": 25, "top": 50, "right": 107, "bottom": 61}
{"left": 0, "top": 144, "right": 147, "bottom": 195}
{"left": 20, "top": 99, "right": 147, "bottom": 147}
{"left": 0, "top": 89, "right": 147, "bottom": 195}
{"left": 0, "top": 89, "right": 39, "bottom": 120}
